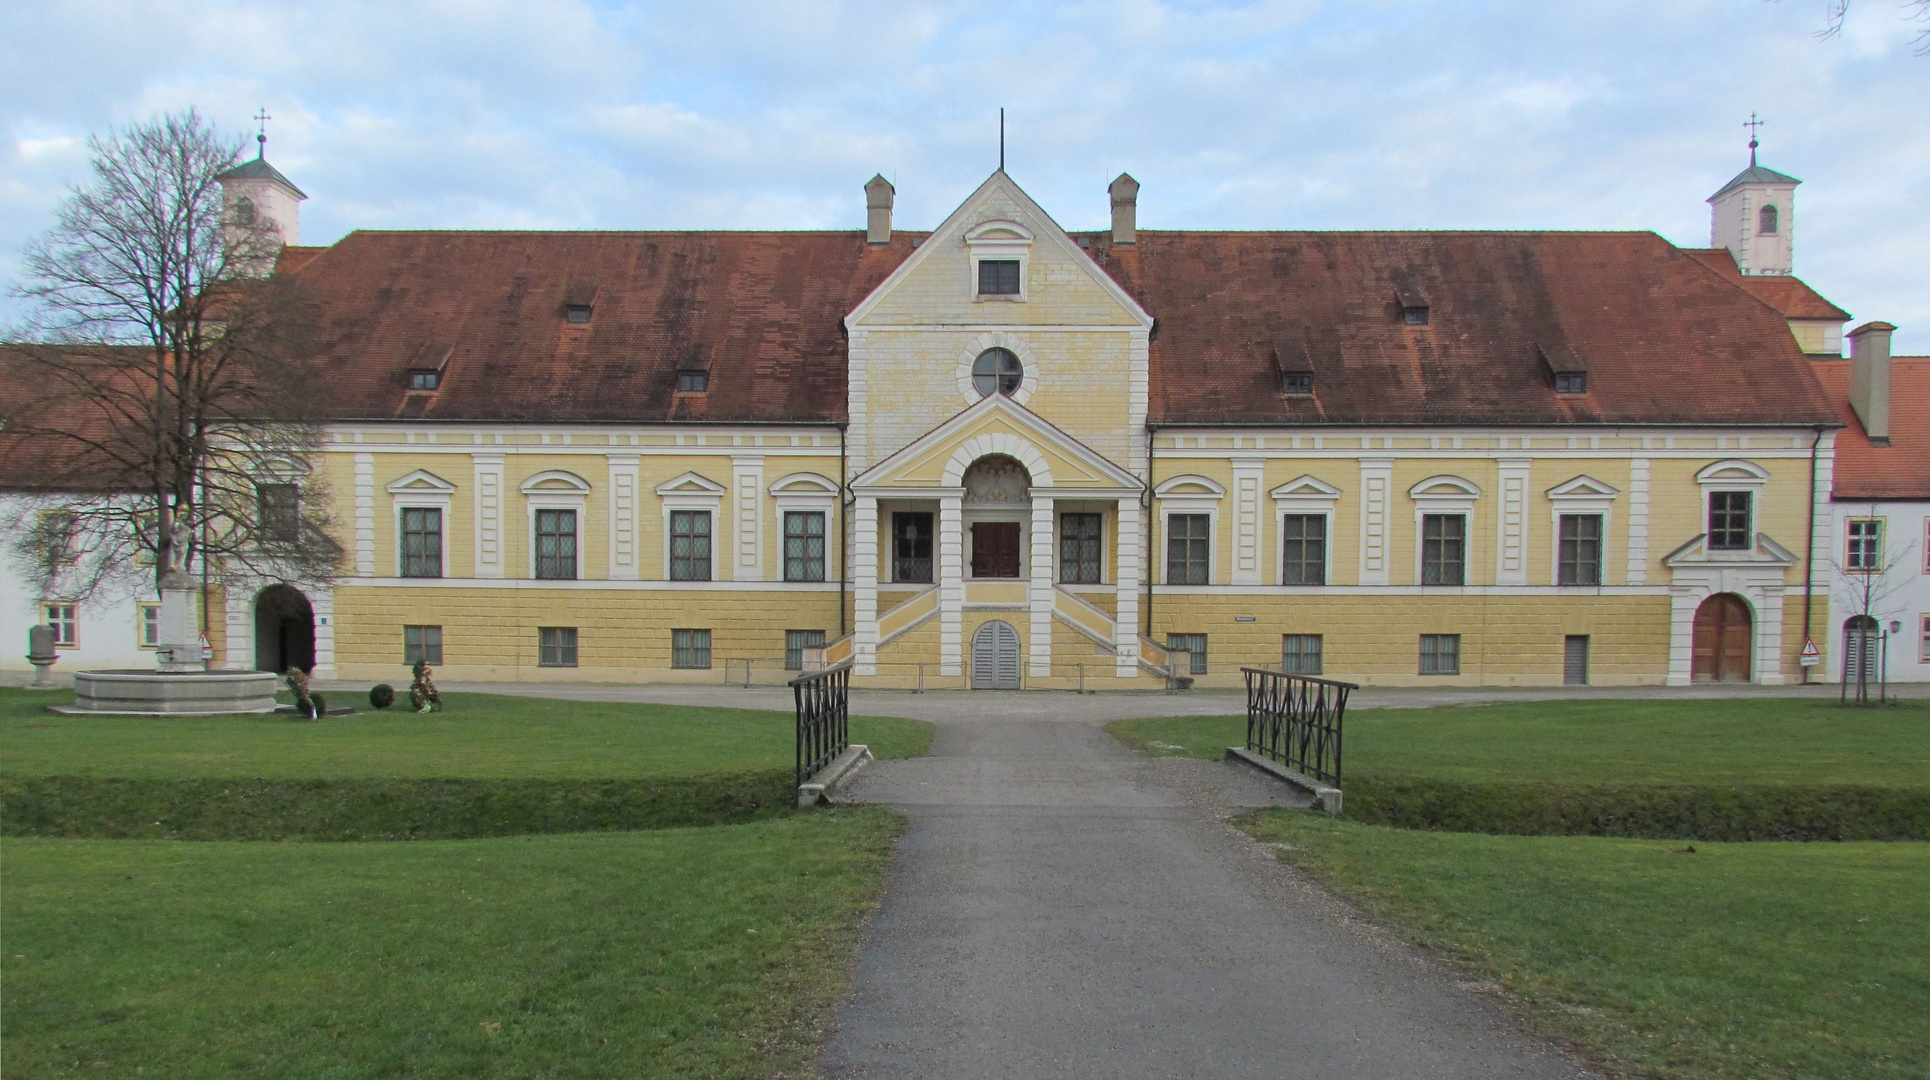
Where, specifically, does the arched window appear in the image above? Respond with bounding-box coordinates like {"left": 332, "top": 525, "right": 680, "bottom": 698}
{"left": 233, "top": 196, "right": 257, "bottom": 225}
{"left": 1758, "top": 204, "right": 1779, "bottom": 236}
{"left": 972, "top": 348, "right": 1023, "bottom": 397}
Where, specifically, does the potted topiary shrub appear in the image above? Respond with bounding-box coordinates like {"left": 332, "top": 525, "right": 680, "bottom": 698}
{"left": 370, "top": 683, "right": 395, "bottom": 709}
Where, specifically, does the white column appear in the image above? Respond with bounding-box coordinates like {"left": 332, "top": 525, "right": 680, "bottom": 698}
{"left": 732, "top": 455, "right": 765, "bottom": 582}
{"left": 1114, "top": 498, "right": 1142, "bottom": 677}
{"left": 939, "top": 495, "right": 964, "bottom": 677}
{"left": 473, "top": 454, "right": 506, "bottom": 579}
{"left": 608, "top": 455, "right": 640, "bottom": 580}
{"left": 1231, "top": 458, "right": 1264, "bottom": 586}
{"left": 1754, "top": 588, "right": 1787, "bottom": 685}
{"left": 353, "top": 453, "right": 375, "bottom": 577}
{"left": 311, "top": 587, "right": 336, "bottom": 679}
{"left": 1028, "top": 494, "right": 1055, "bottom": 678}
{"left": 1626, "top": 458, "right": 1650, "bottom": 585}
{"left": 853, "top": 495, "right": 878, "bottom": 676}
{"left": 1358, "top": 458, "right": 1394, "bottom": 586}
{"left": 1496, "top": 457, "right": 1531, "bottom": 586}
{"left": 1666, "top": 587, "right": 1699, "bottom": 686}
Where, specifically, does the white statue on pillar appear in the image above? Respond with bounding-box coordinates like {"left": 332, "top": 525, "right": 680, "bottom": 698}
{"left": 155, "top": 520, "right": 203, "bottom": 672}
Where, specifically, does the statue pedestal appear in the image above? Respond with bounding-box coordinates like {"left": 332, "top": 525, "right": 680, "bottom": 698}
{"left": 153, "top": 576, "right": 204, "bottom": 673}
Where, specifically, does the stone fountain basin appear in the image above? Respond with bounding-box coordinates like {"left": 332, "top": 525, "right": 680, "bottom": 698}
{"left": 58, "top": 669, "right": 282, "bottom": 715}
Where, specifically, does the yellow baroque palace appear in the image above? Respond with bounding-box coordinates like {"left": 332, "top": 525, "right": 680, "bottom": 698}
{"left": 209, "top": 161, "right": 1852, "bottom": 689}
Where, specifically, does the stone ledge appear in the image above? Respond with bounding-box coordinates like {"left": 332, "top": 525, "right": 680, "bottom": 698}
{"left": 797, "top": 743, "right": 874, "bottom": 809}
{"left": 1225, "top": 746, "right": 1343, "bottom": 816}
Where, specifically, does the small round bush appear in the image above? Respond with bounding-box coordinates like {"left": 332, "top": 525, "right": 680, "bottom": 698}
{"left": 308, "top": 692, "right": 327, "bottom": 718}
{"left": 369, "top": 683, "right": 395, "bottom": 709}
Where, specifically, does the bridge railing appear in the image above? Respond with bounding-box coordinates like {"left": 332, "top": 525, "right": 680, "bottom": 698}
{"left": 790, "top": 660, "right": 853, "bottom": 788}
{"left": 1240, "top": 668, "right": 1357, "bottom": 787}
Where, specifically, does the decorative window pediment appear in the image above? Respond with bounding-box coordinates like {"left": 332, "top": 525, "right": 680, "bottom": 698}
{"left": 1695, "top": 460, "right": 1769, "bottom": 486}
{"left": 1546, "top": 475, "right": 1620, "bottom": 500}
{"left": 965, "top": 220, "right": 1034, "bottom": 245}
{"left": 653, "top": 471, "right": 726, "bottom": 496}
{"left": 520, "top": 470, "right": 591, "bottom": 494}
{"left": 1409, "top": 475, "right": 1482, "bottom": 500}
{"left": 767, "top": 472, "right": 839, "bottom": 496}
{"left": 1270, "top": 475, "right": 1342, "bottom": 501}
{"left": 386, "top": 468, "right": 456, "bottom": 495}
{"left": 1154, "top": 474, "right": 1227, "bottom": 499}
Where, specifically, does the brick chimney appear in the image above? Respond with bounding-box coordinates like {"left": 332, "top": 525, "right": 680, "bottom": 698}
{"left": 1109, "top": 173, "right": 1139, "bottom": 246}
{"left": 1848, "top": 321, "right": 1895, "bottom": 445}
{"left": 865, "top": 175, "right": 894, "bottom": 245}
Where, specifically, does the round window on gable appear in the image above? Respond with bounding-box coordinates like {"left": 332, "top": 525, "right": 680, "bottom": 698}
{"left": 972, "top": 348, "right": 1023, "bottom": 397}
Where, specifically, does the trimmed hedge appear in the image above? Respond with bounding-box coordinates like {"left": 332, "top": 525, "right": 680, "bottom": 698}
{"left": 1343, "top": 777, "right": 1930, "bottom": 841}
{"left": 0, "top": 771, "right": 792, "bottom": 841}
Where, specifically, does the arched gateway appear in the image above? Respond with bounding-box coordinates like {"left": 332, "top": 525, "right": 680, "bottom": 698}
{"left": 1690, "top": 593, "right": 1752, "bottom": 683}
{"left": 255, "top": 584, "right": 315, "bottom": 673}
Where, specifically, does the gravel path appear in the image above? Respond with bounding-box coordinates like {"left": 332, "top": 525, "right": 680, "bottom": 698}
{"left": 819, "top": 711, "right": 1595, "bottom": 1080}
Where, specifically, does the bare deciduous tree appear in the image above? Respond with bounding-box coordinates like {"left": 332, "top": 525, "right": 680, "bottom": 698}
{"left": 1830, "top": 506, "right": 1918, "bottom": 704}
{"left": 2, "top": 110, "right": 338, "bottom": 614}
{"left": 1802, "top": 0, "right": 1930, "bottom": 53}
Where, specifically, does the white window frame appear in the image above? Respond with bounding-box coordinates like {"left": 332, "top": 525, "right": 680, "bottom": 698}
{"left": 1695, "top": 460, "right": 1769, "bottom": 555}
{"left": 1845, "top": 517, "right": 1885, "bottom": 573}
{"left": 1545, "top": 475, "right": 1619, "bottom": 588}
{"left": 41, "top": 600, "right": 79, "bottom": 648}
{"left": 521, "top": 470, "right": 591, "bottom": 581}
{"left": 387, "top": 469, "right": 456, "bottom": 579}
{"left": 1410, "top": 476, "right": 1481, "bottom": 588}
{"left": 1054, "top": 505, "right": 1110, "bottom": 587}
{"left": 770, "top": 472, "right": 839, "bottom": 585}
{"left": 965, "top": 219, "right": 1034, "bottom": 303}
{"left": 1154, "top": 475, "right": 1225, "bottom": 586}
{"left": 657, "top": 471, "right": 727, "bottom": 581}
{"left": 137, "top": 601, "right": 161, "bottom": 649}
{"left": 1271, "top": 475, "right": 1341, "bottom": 587}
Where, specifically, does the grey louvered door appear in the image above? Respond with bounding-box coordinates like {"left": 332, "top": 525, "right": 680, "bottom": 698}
{"left": 972, "top": 620, "right": 1021, "bottom": 689}
{"left": 1563, "top": 635, "right": 1589, "bottom": 686}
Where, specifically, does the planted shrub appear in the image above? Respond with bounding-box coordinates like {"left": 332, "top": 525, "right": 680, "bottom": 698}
{"left": 370, "top": 683, "right": 395, "bottom": 709}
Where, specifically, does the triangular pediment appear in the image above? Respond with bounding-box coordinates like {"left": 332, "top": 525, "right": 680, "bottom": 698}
{"left": 853, "top": 393, "right": 1141, "bottom": 493}
{"left": 1270, "top": 475, "right": 1342, "bottom": 500}
{"left": 385, "top": 468, "right": 456, "bottom": 494}
{"left": 1547, "top": 475, "right": 1620, "bottom": 499}
{"left": 653, "top": 471, "right": 726, "bottom": 496}
{"left": 847, "top": 171, "right": 1152, "bottom": 330}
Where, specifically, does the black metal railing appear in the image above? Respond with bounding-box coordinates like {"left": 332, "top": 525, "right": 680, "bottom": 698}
{"left": 792, "top": 660, "right": 852, "bottom": 788}
{"left": 1241, "top": 667, "right": 1357, "bottom": 787}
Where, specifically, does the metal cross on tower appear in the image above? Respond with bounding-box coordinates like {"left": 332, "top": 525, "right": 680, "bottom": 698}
{"left": 253, "top": 106, "right": 272, "bottom": 159}
{"left": 1744, "top": 112, "right": 1764, "bottom": 165}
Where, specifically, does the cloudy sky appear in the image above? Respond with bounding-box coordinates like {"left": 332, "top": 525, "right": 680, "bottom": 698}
{"left": 3, "top": 0, "right": 1926, "bottom": 350}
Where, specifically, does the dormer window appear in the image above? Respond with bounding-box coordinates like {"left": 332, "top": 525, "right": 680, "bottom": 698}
{"left": 407, "top": 369, "right": 441, "bottom": 392}
{"left": 1282, "top": 372, "right": 1314, "bottom": 396}
{"left": 1539, "top": 342, "right": 1588, "bottom": 396}
{"left": 677, "top": 370, "right": 709, "bottom": 394}
{"left": 1554, "top": 372, "right": 1586, "bottom": 395}
{"left": 563, "top": 283, "right": 599, "bottom": 324}
{"left": 565, "top": 304, "right": 592, "bottom": 324}
{"left": 978, "top": 260, "right": 1021, "bottom": 295}
{"left": 1402, "top": 305, "right": 1429, "bottom": 326}
{"left": 1758, "top": 204, "right": 1779, "bottom": 236}
{"left": 1394, "top": 281, "right": 1429, "bottom": 325}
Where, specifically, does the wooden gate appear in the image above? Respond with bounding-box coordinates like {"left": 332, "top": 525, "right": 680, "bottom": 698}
{"left": 971, "top": 620, "right": 1021, "bottom": 689}
{"left": 1691, "top": 593, "right": 1752, "bottom": 682}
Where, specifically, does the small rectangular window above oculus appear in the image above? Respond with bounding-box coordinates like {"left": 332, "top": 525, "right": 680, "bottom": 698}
{"left": 978, "top": 259, "right": 1021, "bottom": 296}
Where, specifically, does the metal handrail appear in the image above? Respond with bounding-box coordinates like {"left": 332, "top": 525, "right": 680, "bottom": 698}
{"left": 791, "top": 659, "right": 854, "bottom": 788}
{"left": 1241, "top": 667, "right": 1357, "bottom": 787}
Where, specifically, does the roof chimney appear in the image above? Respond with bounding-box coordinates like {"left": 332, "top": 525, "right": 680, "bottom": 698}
{"left": 865, "top": 174, "right": 894, "bottom": 245}
{"left": 1109, "top": 173, "right": 1139, "bottom": 246}
{"left": 1848, "top": 321, "right": 1895, "bottom": 445}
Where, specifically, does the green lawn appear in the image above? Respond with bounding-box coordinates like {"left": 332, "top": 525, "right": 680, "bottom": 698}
{"left": 1239, "top": 811, "right": 1930, "bottom": 1080}
{"left": 4, "top": 810, "right": 901, "bottom": 1079}
{"left": 0, "top": 687, "right": 932, "bottom": 778}
{"left": 1109, "top": 698, "right": 1930, "bottom": 786}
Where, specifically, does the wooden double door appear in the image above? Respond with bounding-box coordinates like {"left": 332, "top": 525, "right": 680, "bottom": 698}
{"left": 1691, "top": 593, "right": 1752, "bottom": 683}
{"left": 970, "top": 521, "right": 1023, "bottom": 578}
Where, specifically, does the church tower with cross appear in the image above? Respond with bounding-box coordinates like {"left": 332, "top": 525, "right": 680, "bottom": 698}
{"left": 215, "top": 108, "right": 306, "bottom": 264}
{"left": 1708, "top": 114, "right": 1799, "bottom": 276}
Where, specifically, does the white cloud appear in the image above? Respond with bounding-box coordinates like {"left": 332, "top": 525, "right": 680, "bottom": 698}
{"left": 0, "top": 0, "right": 1925, "bottom": 350}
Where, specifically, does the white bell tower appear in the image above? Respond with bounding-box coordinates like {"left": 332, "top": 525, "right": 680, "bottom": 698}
{"left": 1707, "top": 115, "right": 1798, "bottom": 276}
{"left": 215, "top": 109, "right": 306, "bottom": 274}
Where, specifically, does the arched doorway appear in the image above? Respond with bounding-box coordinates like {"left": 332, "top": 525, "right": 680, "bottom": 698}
{"left": 971, "top": 620, "right": 1021, "bottom": 689}
{"left": 1843, "top": 615, "right": 1880, "bottom": 686}
{"left": 962, "top": 455, "right": 1031, "bottom": 580}
{"left": 1691, "top": 593, "right": 1752, "bottom": 682}
{"left": 255, "top": 585, "right": 315, "bottom": 673}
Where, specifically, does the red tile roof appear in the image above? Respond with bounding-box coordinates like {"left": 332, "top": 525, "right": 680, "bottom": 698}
{"left": 0, "top": 347, "right": 153, "bottom": 493}
{"left": 1085, "top": 231, "right": 1839, "bottom": 426}
{"left": 1681, "top": 249, "right": 1851, "bottom": 321}
{"left": 283, "top": 230, "right": 921, "bottom": 423}
{"left": 1812, "top": 357, "right": 1930, "bottom": 500}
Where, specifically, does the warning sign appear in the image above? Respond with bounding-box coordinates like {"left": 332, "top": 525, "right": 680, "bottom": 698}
{"left": 1799, "top": 638, "right": 1821, "bottom": 667}
{"left": 198, "top": 633, "right": 213, "bottom": 661}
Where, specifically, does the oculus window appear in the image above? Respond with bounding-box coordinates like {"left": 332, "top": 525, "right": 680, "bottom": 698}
{"left": 972, "top": 348, "right": 1023, "bottom": 397}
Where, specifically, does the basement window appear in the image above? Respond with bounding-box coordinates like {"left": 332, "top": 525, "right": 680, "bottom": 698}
{"left": 1554, "top": 372, "right": 1587, "bottom": 395}
{"left": 407, "top": 369, "right": 441, "bottom": 391}
{"left": 676, "top": 370, "right": 709, "bottom": 394}
{"left": 1281, "top": 372, "right": 1314, "bottom": 396}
